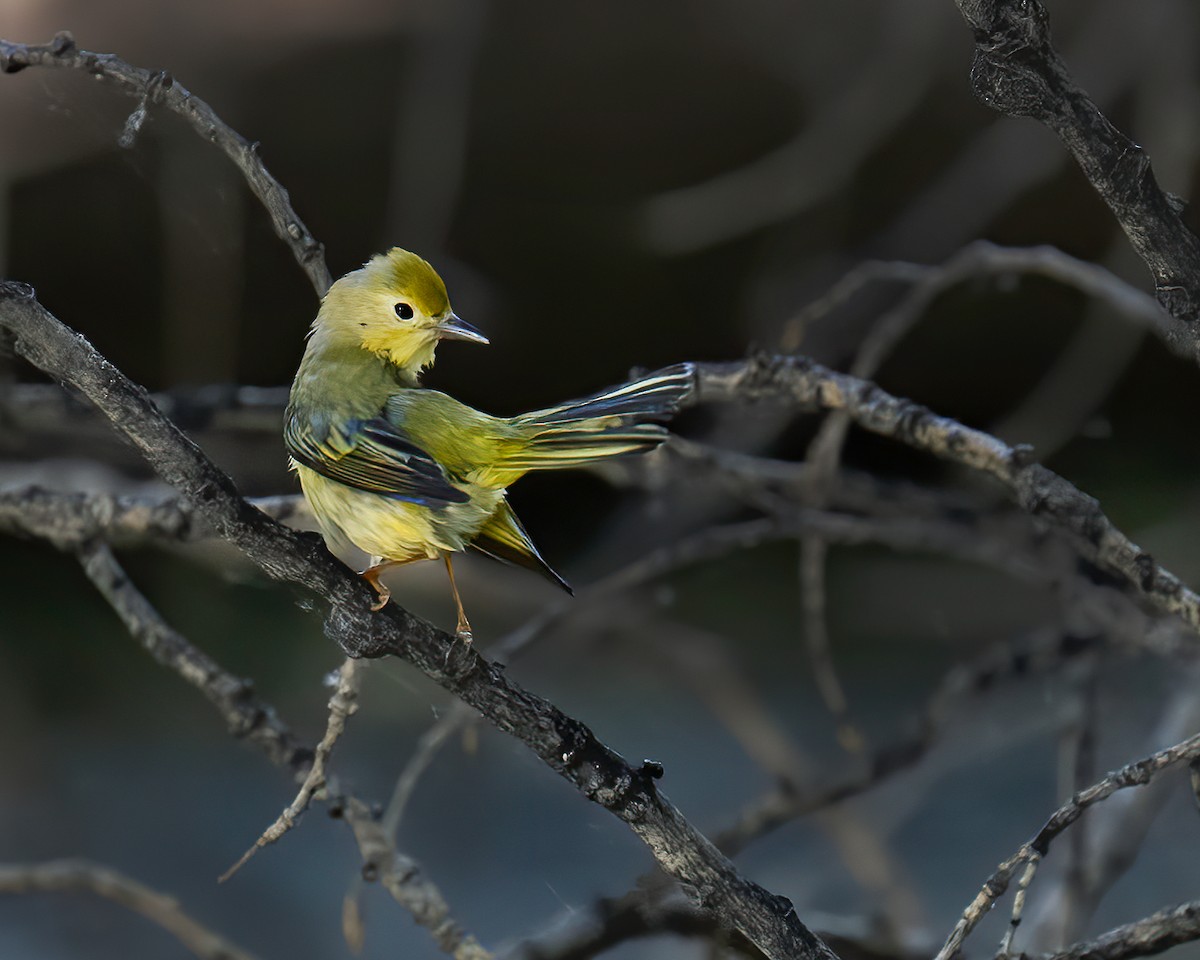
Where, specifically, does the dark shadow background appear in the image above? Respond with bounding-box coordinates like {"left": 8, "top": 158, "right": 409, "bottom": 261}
{"left": 3, "top": 1, "right": 1200, "bottom": 958}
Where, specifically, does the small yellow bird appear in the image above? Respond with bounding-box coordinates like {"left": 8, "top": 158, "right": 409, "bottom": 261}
{"left": 285, "top": 248, "right": 691, "bottom": 640}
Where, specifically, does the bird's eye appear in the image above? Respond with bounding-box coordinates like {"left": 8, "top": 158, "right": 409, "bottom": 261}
{"left": 394, "top": 302, "right": 414, "bottom": 321}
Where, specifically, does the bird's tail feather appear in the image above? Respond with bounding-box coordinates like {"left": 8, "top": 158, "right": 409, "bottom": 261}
{"left": 515, "top": 364, "right": 694, "bottom": 425}
{"left": 494, "top": 363, "right": 693, "bottom": 477}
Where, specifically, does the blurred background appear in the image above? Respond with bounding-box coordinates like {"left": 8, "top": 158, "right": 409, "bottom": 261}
{"left": 3, "top": 0, "right": 1200, "bottom": 958}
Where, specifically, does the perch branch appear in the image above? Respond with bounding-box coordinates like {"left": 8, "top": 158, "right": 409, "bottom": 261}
{"left": 76, "top": 534, "right": 485, "bottom": 955}
{"left": 0, "top": 284, "right": 836, "bottom": 960}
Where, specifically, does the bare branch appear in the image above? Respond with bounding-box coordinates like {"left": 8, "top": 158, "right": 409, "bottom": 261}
{"left": 2, "top": 381, "right": 290, "bottom": 438}
{"left": 693, "top": 355, "right": 1200, "bottom": 638}
{"left": 76, "top": 533, "right": 486, "bottom": 954}
{"left": 74, "top": 539, "right": 310, "bottom": 772}
{"left": 1020, "top": 679, "right": 1200, "bottom": 951}
{"left": 797, "top": 537, "right": 864, "bottom": 753}
{"left": 0, "top": 33, "right": 330, "bottom": 295}
{"left": 1037, "top": 902, "right": 1200, "bottom": 960}
{"left": 0, "top": 285, "right": 836, "bottom": 960}
{"left": 636, "top": 11, "right": 947, "bottom": 254}
{"left": 951, "top": 2, "right": 1200, "bottom": 327}
{"left": 343, "top": 797, "right": 493, "bottom": 960}
{"left": 0, "top": 486, "right": 308, "bottom": 548}
{"left": 781, "top": 242, "right": 1179, "bottom": 358}
{"left": 0, "top": 859, "right": 261, "bottom": 960}
{"left": 715, "top": 627, "right": 1101, "bottom": 857}
{"left": 510, "top": 888, "right": 753, "bottom": 960}
{"left": 781, "top": 239, "right": 1176, "bottom": 772}
{"left": 935, "top": 731, "right": 1200, "bottom": 960}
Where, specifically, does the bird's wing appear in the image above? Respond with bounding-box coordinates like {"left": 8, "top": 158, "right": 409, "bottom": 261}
{"left": 471, "top": 500, "right": 572, "bottom": 594}
{"left": 285, "top": 409, "right": 469, "bottom": 507}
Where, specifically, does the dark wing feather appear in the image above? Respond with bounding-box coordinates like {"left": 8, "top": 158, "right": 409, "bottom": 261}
{"left": 285, "top": 410, "right": 468, "bottom": 507}
{"left": 470, "top": 500, "right": 572, "bottom": 594}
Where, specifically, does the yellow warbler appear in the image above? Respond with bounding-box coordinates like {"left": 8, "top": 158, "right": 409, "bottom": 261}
{"left": 285, "top": 248, "right": 690, "bottom": 640}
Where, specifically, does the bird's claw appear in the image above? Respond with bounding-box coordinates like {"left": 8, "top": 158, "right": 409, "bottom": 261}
{"left": 361, "top": 570, "right": 391, "bottom": 611}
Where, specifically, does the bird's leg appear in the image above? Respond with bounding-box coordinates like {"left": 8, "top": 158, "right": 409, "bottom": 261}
{"left": 442, "top": 553, "right": 473, "bottom": 643}
{"left": 359, "top": 556, "right": 417, "bottom": 611}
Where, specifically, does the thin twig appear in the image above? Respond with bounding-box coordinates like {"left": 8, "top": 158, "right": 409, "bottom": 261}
{"left": 715, "top": 626, "right": 1100, "bottom": 856}
{"left": 220, "top": 659, "right": 363, "bottom": 883}
{"left": 75, "top": 534, "right": 489, "bottom": 953}
{"left": 76, "top": 533, "right": 486, "bottom": 955}
{"left": 780, "top": 241, "right": 1179, "bottom": 362}
{"left": 344, "top": 713, "right": 466, "bottom": 950}
{"left": 649, "top": 617, "right": 926, "bottom": 937}
{"left": 1059, "top": 659, "right": 1100, "bottom": 945}
{"left": 507, "top": 887, "right": 751, "bottom": 960}
{"left": 797, "top": 537, "right": 863, "bottom": 753}
{"left": 637, "top": 10, "right": 947, "bottom": 254}
{"left": 1022, "top": 675, "right": 1200, "bottom": 951}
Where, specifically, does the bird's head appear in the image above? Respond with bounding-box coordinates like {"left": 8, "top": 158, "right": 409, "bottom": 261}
{"left": 314, "top": 248, "right": 488, "bottom": 373}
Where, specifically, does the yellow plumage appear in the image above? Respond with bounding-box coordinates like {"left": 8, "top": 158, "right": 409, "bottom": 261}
{"left": 285, "top": 248, "right": 691, "bottom": 639}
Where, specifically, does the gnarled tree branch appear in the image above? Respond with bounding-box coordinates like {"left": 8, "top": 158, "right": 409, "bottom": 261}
{"left": 951, "top": 1, "right": 1200, "bottom": 330}
{"left": 0, "top": 282, "right": 836, "bottom": 960}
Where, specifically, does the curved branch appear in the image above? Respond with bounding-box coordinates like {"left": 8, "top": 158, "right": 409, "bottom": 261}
{"left": 0, "top": 33, "right": 331, "bottom": 296}
{"left": 1039, "top": 901, "right": 1200, "bottom": 960}
{"left": 693, "top": 355, "right": 1200, "bottom": 636}
{"left": 75, "top": 538, "right": 310, "bottom": 772}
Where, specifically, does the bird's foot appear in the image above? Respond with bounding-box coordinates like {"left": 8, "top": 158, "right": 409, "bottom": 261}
{"left": 359, "top": 566, "right": 392, "bottom": 611}
{"left": 455, "top": 615, "right": 473, "bottom": 644}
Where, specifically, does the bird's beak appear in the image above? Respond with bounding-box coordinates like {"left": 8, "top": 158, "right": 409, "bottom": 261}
{"left": 436, "top": 313, "right": 489, "bottom": 345}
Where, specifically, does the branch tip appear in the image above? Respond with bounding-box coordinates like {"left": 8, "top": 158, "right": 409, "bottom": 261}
{"left": 0, "top": 280, "right": 35, "bottom": 301}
